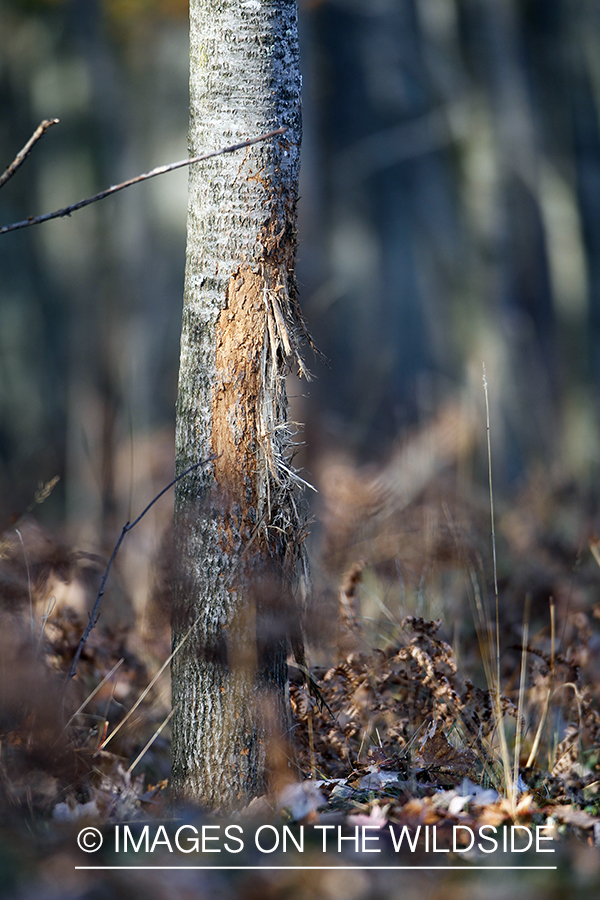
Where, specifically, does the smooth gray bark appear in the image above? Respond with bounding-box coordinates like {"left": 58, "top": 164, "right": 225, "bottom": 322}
{"left": 171, "top": 0, "right": 305, "bottom": 809}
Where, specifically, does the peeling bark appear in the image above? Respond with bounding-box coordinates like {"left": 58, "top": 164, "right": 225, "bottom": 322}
{"left": 171, "top": 0, "right": 306, "bottom": 809}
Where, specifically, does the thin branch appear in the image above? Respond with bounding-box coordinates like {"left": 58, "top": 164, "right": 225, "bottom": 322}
{"left": 66, "top": 456, "right": 215, "bottom": 683}
{"left": 0, "top": 127, "right": 287, "bottom": 235}
{"left": 0, "top": 118, "right": 60, "bottom": 190}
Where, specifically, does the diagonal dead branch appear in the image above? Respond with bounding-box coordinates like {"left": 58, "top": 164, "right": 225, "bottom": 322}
{"left": 0, "top": 127, "right": 286, "bottom": 235}
{"left": 66, "top": 456, "right": 215, "bottom": 683}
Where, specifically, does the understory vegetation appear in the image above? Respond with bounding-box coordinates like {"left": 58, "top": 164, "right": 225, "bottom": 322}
{"left": 1, "top": 451, "right": 600, "bottom": 896}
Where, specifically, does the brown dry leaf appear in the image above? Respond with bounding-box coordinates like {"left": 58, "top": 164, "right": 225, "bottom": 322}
{"left": 552, "top": 724, "right": 581, "bottom": 777}
{"left": 550, "top": 805, "right": 600, "bottom": 829}
{"left": 416, "top": 721, "right": 477, "bottom": 778}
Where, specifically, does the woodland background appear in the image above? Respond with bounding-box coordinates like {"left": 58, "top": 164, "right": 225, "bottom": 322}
{"left": 2, "top": 0, "right": 600, "bottom": 898}
{"left": 4, "top": 0, "right": 600, "bottom": 544}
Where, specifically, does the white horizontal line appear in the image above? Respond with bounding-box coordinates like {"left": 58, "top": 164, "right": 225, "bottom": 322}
{"left": 75, "top": 866, "right": 558, "bottom": 871}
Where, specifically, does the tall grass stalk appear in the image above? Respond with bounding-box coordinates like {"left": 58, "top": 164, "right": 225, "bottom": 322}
{"left": 15, "top": 528, "right": 33, "bottom": 640}
{"left": 482, "top": 366, "right": 515, "bottom": 808}
{"left": 514, "top": 595, "right": 531, "bottom": 791}
{"left": 64, "top": 658, "right": 124, "bottom": 728}
{"left": 127, "top": 706, "right": 176, "bottom": 774}
{"left": 526, "top": 597, "right": 554, "bottom": 769}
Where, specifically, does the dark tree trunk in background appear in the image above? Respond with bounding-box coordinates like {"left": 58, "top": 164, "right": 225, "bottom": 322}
{"left": 171, "top": 0, "right": 306, "bottom": 809}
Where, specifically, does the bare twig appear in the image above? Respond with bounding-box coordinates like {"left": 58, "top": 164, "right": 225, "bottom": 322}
{"left": 0, "top": 127, "right": 287, "bottom": 235}
{"left": 66, "top": 456, "right": 215, "bottom": 683}
{"left": 0, "top": 118, "right": 60, "bottom": 190}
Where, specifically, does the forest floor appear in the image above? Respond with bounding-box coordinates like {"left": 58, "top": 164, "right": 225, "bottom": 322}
{"left": 1, "top": 439, "right": 600, "bottom": 899}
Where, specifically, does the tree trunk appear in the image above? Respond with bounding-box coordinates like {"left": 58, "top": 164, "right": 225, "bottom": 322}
{"left": 171, "top": 0, "right": 306, "bottom": 809}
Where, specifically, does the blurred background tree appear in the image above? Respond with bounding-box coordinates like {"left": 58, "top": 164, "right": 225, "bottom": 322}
{"left": 300, "top": 0, "right": 600, "bottom": 479}
{"left": 2, "top": 0, "right": 600, "bottom": 611}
